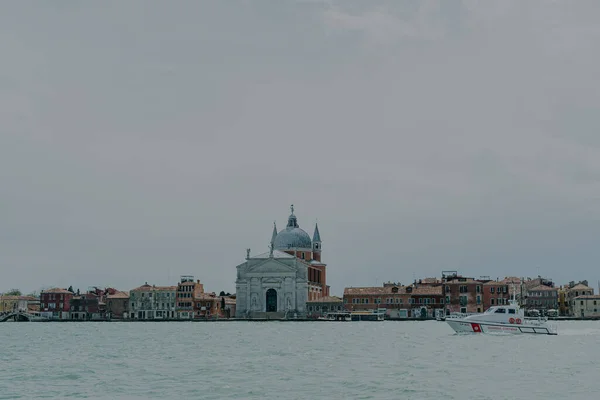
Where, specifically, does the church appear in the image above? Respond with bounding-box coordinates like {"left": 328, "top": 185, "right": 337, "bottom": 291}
{"left": 235, "top": 205, "right": 329, "bottom": 318}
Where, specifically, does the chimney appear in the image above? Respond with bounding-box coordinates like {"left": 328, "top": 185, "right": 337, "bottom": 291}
{"left": 197, "top": 280, "right": 200, "bottom": 284}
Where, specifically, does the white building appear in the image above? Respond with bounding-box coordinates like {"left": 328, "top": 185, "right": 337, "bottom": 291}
{"left": 129, "top": 283, "right": 177, "bottom": 320}
{"left": 572, "top": 295, "right": 600, "bottom": 318}
{"left": 235, "top": 248, "right": 308, "bottom": 319}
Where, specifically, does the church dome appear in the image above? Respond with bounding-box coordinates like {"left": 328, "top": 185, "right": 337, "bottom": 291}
{"left": 273, "top": 206, "right": 312, "bottom": 250}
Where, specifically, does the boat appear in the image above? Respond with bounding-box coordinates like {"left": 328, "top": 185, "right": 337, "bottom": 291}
{"left": 317, "top": 309, "right": 385, "bottom": 321}
{"left": 350, "top": 309, "right": 385, "bottom": 321}
{"left": 445, "top": 295, "right": 557, "bottom": 335}
{"left": 317, "top": 312, "right": 352, "bottom": 321}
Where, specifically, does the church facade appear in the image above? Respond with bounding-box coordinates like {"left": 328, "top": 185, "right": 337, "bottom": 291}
{"left": 235, "top": 206, "right": 329, "bottom": 318}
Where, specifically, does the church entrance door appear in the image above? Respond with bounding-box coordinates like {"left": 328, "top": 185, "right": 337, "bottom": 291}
{"left": 266, "top": 289, "right": 277, "bottom": 312}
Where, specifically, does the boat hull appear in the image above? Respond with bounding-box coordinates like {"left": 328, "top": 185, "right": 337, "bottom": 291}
{"left": 446, "top": 319, "right": 557, "bottom": 335}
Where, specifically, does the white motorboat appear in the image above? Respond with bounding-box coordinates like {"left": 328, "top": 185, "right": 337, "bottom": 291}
{"left": 446, "top": 297, "right": 557, "bottom": 335}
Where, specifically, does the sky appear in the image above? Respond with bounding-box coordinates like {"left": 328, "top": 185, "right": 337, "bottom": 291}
{"left": 2, "top": 0, "right": 600, "bottom": 296}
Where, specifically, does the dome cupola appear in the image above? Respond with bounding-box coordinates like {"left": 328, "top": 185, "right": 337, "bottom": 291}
{"left": 273, "top": 205, "right": 312, "bottom": 250}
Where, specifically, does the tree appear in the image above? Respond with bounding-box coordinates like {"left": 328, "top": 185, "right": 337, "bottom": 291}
{"left": 5, "top": 289, "right": 21, "bottom": 296}
{"left": 219, "top": 291, "right": 226, "bottom": 296}
{"left": 68, "top": 286, "right": 74, "bottom": 293}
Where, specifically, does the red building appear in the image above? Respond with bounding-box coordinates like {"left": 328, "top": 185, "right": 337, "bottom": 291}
{"left": 483, "top": 277, "right": 521, "bottom": 310}
{"left": 194, "top": 292, "right": 223, "bottom": 319}
{"left": 40, "top": 288, "right": 73, "bottom": 320}
{"left": 343, "top": 282, "right": 444, "bottom": 318}
{"left": 69, "top": 292, "right": 101, "bottom": 320}
{"left": 442, "top": 272, "right": 484, "bottom": 314}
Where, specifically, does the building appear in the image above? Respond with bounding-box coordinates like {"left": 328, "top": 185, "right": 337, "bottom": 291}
{"left": 409, "top": 285, "right": 444, "bottom": 318}
{"left": 194, "top": 292, "right": 222, "bottom": 319}
{"left": 343, "top": 283, "right": 443, "bottom": 318}
{"left": 572, "top": 295, "right": 600, "bottom": 318}
{"left": 235, "top": 247, "right": 308, "bottom": 318}
{"left": 235, "top": 206, "right": 324, "bottom": 319}
{"left": 222, "top": 296, "right": 236, "bottom": 318}
{"left": 524, "top": 285, "right": 558, "bottom": 313}
{"left": 306, "top": 296, "right": 344, "bottom": 318}
{"left": 0, "top": 295, "right": 37, "bottom": 314}
{"left": 69, "top": 292, "right": 101, "bottom": 320}
{"left": 441, "top": 272, "right": 483, "bottom": 314}
{"left": 482, "top": 277, "right": 521, "bottom": 310}
{"left": 40, "top": 288, "right": 74, "bottom": 319}
{"left": 565, "top": 281, "right": 594, "bottom": 316}
{"left": 106, "top": 291, "right": 130, "bottom": 319}
{"left": 176, "top": 276, "right": 205, "bottom": 319}
{"left": 272, "top": 205, "right": 329, "bottom": 299}
{"left": 129, "top": 283, "right": 177, "bottom": 320}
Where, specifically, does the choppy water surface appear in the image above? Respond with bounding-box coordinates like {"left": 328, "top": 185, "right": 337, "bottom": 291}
{"left": 1, "top": 321, "right": 600, "bottom": 399}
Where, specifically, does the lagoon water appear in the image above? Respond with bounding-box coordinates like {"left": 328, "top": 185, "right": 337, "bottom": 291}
{"left": 1, "top": 321, "right": 599, "bottom": 399}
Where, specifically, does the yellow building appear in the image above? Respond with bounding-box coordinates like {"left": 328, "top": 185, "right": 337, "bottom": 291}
{"left": 1, "top": 296, "right": 21, "bottom": 313}
{"left": 0, "top": 295, "right": 37, "bottom": 313}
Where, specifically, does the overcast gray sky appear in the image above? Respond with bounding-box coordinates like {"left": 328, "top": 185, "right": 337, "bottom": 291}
{"left": 2, "top": 0, "right": 600, "bottom": 295}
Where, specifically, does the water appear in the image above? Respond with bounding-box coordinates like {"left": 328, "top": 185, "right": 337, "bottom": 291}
{"left": 1, "top": 321, "right": 600, "bottom": 399}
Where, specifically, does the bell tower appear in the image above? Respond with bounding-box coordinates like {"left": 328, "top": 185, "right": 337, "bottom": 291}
{"left": 312, "top": 222, "right": 322, "bottom": 262}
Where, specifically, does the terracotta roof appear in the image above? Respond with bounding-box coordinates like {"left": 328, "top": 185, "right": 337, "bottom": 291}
{"left": 131, "top": 284, "right": 176, "bottom": 292}
{"left": 107, "top": 291, "right": 130, "bottom": 299}
{"left": 195, "top": 293, "right": 218, "bottom": 300}
{"left": 528, "top": 285, "right": 557, "bottom": 291}
{"left": 0, "top": 295, "right": 21, "bottom": 300}
{"left": 307, "top": 296, "right": 343, "bottom": 304}
{"left": 411, "top": 286, "right": 443, "bottom": 295}
{"left": 569, "top": 284, "right": 593, "bottom": 291}
{"left": 344, "top": 286, "right": 406, "bottom": 295}
{"left": 42, "top": 288, "right": 72, "bottom": 294}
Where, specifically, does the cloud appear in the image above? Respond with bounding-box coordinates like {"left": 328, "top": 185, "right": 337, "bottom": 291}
{"left": 2, "top": 1, "right": 600, "bottom": 295}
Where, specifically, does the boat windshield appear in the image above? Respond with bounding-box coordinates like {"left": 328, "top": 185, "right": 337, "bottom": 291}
{"left": 484, "top": 307, "right": 496, "bottom": 314}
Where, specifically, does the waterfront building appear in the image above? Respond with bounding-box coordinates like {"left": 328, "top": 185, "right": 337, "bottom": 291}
{"left": 194, "top": 292, "right": 222, "bottom": 319}
{"left": 441, "top": 273, "right": 483, "bottom": 314}
{"left": 572, "top": 295, "right": 600, "bottom": 318}
{"left": 343, "top": 283, "right": 443, "bottom": 318}
{"left": 222, "top": 296, "right": 236, "bottom": 318}
{"left": 40, "top": 288, "right": 73, "bottom": 320}
{"left": 235, "top": 247, "right": 308, "bottom": 318}
{"left": 69, "top": 292, "right": 101, "bottom": 320}
{"left": 106, "top": 291, "right": 130, "bottom": 319}
{"left": 0, "top": 295, "right": 37, "bottom": 314}
{"left": 524, "top": 285, "right": 558, "bottom": 313}
{"left": 409, "top": 285, "right": 444, "bottom": 318}
{"left": 565, "top": 281, "right": 594, "bottom": 316}
{"left": 129, "top": 283, "right": 176, "bottom": 320}
{"left": 176, "top": 276, "right": 205, "bottom": 319}
{"left": 306, "top": 296, "right": 343, "bottom": 318}
{"left": 482, "top": 277, "right": 521, "bottom": 310}
{"left": 235, "top": 206, "right": 324, "bottom": 319}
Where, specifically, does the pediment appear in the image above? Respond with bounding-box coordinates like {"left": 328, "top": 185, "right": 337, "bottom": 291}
{"left": 246, "top": 258, "right": 297, "bottom": 274}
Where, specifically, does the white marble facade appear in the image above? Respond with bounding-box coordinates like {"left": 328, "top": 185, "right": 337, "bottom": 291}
{"left": 235, "top": 249, "right": 308, "bottom": 318}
